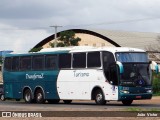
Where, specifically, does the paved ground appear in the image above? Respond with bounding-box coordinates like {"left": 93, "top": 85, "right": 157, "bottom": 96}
{"left": 0, "top": 97, "right": 159, "bottom": 120}
{"left": 0, "top": 97, "right": 160, "bottom": 111}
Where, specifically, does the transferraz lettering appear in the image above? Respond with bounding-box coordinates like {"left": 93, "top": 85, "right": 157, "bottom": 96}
{"left": 26, "top": 73, "right": 44, "bottom": 80}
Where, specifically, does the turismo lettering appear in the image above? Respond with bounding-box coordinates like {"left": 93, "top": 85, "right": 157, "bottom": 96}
{"left": 73, "top": 70, "right": 89, "bottom": 77}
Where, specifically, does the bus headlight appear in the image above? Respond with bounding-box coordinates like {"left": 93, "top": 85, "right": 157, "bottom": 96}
{"left": 146, "top": 90, "right": 152, "bottom": 93}
{"left": 120, "top": 90, "right": 130, "bottom": 94}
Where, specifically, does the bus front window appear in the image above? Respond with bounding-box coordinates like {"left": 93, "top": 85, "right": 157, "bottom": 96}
{"left": 116, "top": 52, "right": 148, "bottom": 63}
{"left": 120, "top": 63, "right": 151, "bottom": 86}
{"left": 115, "top": 52, "right": 151, "bottom": 87}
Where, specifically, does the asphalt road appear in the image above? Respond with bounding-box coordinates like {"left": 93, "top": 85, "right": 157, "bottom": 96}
{"left": 0, "top": 98, "right": 160, "bottom": 119}
{"left": 0, "top": 97, "right": 160, "bottom": 112}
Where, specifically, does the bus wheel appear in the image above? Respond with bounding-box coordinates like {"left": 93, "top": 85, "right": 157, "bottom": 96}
{"left": 63, "top": 100, "right": 72, "bottom": 104}
{"left": 16, "top": 99, "right": 20, "bottom": 101}
{"left": 122, "top": 100, "right": 133, "bottom": 106}
{"left": 95, "top": 89, "right": 106, "bottom": 105}
{"left": 48, "top": 99, "right": 60, "bottom": 104}
{"left": 35, "top": 89, "right": 45, "bottom": 104}
{"left": 24, "top": 89, "right": 33, "bottom": 103}
{"left": 0, "top": 94, "right": 5, "bottom": 101}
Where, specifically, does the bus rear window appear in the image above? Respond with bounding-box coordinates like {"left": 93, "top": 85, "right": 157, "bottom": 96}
{"left": 4, "top": 57, "right": 12, "bottom": 71}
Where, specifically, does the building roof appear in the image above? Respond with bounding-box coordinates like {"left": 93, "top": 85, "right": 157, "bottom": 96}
{"left": 93, "top": 29, "right": 160, "bottom": 50}
{"left": 33, "top": 29, "right": 160, "bottom": 51}
{"left": 0, "top": 50, "right": 13, "bottom": 57}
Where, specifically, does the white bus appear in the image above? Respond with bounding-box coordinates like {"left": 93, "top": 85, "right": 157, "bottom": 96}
{"left": 3, "top": 46, "right": 159, "bottom": 105}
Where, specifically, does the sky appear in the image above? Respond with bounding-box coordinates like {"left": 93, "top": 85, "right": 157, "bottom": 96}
{"left": 0, "top": 0, "right": 160, "bottom": 52}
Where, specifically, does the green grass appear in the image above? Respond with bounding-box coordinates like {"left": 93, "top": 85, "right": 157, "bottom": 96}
{"left": 150, "top": 108, "right": 160, "bottom": 111}
{"left": 127, "top": 107, "right": 142, "bottom": 111}
{"left": 152, "top": 72, "right": 160, "bottom": 94}
{"left": 127, "top": 107, "right": 160, "bottom": 112}
{"left": 153, "top": 92, "right": 160, "bottom": 96}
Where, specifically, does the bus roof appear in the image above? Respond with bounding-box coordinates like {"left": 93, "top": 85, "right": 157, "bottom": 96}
{"left": 40, "top": 46, "right": 145, "bottom": 53}
{"left": 4, "top": 46, "right": 146, "bottom": 57}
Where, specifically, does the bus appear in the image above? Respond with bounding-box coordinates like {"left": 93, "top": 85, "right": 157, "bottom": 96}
{"left": 2, "top": 46, "right": 159, "bottom": 105}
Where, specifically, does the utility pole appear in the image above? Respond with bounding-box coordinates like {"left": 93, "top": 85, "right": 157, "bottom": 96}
{"left": 50, "top": 25, "right": 62, "bottom": 47}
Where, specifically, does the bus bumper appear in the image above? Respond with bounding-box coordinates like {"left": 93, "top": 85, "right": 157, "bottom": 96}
{"left": 118, "top": 93, "right": 152, "bottom": 101}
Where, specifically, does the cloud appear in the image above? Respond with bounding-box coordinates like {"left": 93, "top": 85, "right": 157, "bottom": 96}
{"left": 0, "top": 0, "right": 160, "bottom": 52}
{"left": 0, "top": 23, "right": 50, "bottom": 52}
{"left": 0, "top": 0, "right": 159, "bottom": 26}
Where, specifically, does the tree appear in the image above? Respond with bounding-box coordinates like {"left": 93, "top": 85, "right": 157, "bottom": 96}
{"left": 50, "top": 31, "right": 81, "bottom": 47}
{"left": 0, "top": 56, "right": 3, "bottom": 64}
{"left": 152, "top": 72, "right": 160, "bottom": 94}
{"left": 29, "top": 47, "right": 43, "bottom": 52}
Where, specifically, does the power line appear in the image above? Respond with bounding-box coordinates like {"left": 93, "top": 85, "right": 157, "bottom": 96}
{"left": 0, "top": 17, "right": 160, "bottom": 31}
{"left": 63, "top": 17, "right": 160, "bottom": 27}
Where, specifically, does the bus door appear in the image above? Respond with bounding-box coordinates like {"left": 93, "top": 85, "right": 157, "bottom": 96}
{"left": 108, "top": 64, "right": 119, "bottom": 100}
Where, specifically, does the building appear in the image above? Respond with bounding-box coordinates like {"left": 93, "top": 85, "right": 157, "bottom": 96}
{"left": 34, "top": 29, "right": 160, "bottom": 50}
{"left": 0, "top": 50, "right": 13, "bottom": 83}
{"left": 33, "top": 29, "right": 160, "bottom": 63}
{"left": 0, "top": 50, "right": 13, "bottom": 57}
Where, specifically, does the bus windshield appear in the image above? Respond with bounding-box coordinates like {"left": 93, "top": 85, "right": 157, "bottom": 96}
{"left": 115, "top": 52, "right": 148, "bottom": 63}
{"left": 115, "top": 52, "right": 151, "bottom": 87}
{"left": 119, "top": 63, "right": 151, "bottom": 86}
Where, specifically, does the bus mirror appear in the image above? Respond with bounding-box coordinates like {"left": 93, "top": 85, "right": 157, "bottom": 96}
{"left": 116, "top": 61, "right": 124, "bottom": 74}
{"left": 156, "top": 65, "right": 159, "bottom": 74}
{"left": 151, "top": 61, "right": 159, "bottom": 74}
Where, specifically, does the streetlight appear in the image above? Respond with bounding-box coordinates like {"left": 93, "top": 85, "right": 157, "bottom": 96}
{"left": 50, "top": 25, "right": 62, "bottom": 47}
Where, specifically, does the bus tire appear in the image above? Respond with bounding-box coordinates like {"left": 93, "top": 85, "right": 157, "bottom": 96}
{"left": 122, "top": 100, "right": 133, "bottom": 106}
{"left": 63, "top": 100, "right": 72, "bottom": 104}
{"left": 35, "top": 89, "right": 45, "bottom": 104}
{"left": 16, "top": 99, "right": 20, "bottom": 101}
{"left": 95, "top": 89, "right": 106, "bottom": 105}
{"left": 48, "top": 99, "right": 60, "bottom": 104}
{"left": 0, "top": 94, "right": 5, "bottom": 101}
{"left": 24, "top": 89, "right": 33, "bottom": 103}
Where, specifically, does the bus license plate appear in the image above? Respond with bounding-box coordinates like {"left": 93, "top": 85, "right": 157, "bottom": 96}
{"left": 136, "top": 96, "right": 142, "bottom": 99}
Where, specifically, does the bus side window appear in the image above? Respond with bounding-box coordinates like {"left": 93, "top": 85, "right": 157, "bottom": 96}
{"left": 59, "top": 53, "right": 71, "bottom": 69}
{"left": 4, "top": 57, "right": 12, "bottom": 71}
{"left": 12, "top": 57, "right": 19, "bottom": 71}
{"left": 87, "top": 52, "right": 101, "bottom": 68}
{"left": 20, "top": 56, "right": 31, "bottom": 71}
{"left": 32, "top": 56, "right": 44, "bottom": 70}
{"left": 45, "top": 55, "right": 57, "bottom": 70}
{"left": 73, "top": 53, "right": 86, "bottom": 68}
